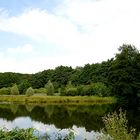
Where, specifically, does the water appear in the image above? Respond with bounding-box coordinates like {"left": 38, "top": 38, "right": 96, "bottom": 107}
{"left": 0, "top": 103, "right": 139, "bottom": 139}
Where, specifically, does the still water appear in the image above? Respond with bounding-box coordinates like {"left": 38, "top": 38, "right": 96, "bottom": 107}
{"left": 0, "top": 103, "right": 139, "bottom": 139}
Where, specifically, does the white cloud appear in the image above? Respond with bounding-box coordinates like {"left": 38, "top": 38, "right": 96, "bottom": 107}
{"left": 0, "top": 0, "right": 140, "bottom": 73}
{"left": 7, "top": 44, "right": 33, "bottom": 54}
{"left": 0, "top": 9, "right": 79, "bottom": 48}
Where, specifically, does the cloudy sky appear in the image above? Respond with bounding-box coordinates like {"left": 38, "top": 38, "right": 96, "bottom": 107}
{"left": 0, "top": 0, "right": 140, "bottom": 73}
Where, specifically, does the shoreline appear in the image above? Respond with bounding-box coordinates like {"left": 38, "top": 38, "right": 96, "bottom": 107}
{"left": 0, "top": 95, "right": 116, "bottom": 105}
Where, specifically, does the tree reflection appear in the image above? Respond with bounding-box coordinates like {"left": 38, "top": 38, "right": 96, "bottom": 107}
{"left": 0, "top": 103, "right": 115, "bottom": 131}
{"left": 10, "top": 104, "right": 19, "bottom": 114}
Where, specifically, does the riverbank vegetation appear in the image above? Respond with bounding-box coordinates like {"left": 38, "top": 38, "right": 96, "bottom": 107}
{"left": 98, "top": 109, "right": 140, "bottom": 140}
{"left": 0, "top": 44, "right": 139, "bottom": 105}
{"left": 0, "top": 95, "right": 115, "bottom": 104}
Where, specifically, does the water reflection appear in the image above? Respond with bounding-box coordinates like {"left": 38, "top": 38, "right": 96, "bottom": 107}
{"left": 0, "top": 103, "right": 115, "bottom": 139}
{"left": 0, "top": 117, "right": 100, "bottom": 140}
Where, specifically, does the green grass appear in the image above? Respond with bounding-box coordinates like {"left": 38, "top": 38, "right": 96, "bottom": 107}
{"left": 0, "top": 95, "right": 116, "bottom": 105}
{"left": 0, "top": 127, "right": 37, "bottom": 140}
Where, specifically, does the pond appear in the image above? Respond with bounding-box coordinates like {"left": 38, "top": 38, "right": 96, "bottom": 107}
{"left": 0, "top": 103, "right": 139, "bottom": 139}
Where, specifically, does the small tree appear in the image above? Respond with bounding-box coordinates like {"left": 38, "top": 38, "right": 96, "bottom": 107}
{"left": 0, "top": 87, "right": 11, "bottom": 95}
{"left": 66, "top": 81, "right": 73, "bottom": 89}
{"left": 65, "top": 87, "right": 78, "bottom": 96}
{"left": 18, "top": 80, "right": 31, "bottom": 94}
{"left": 26, "top": 87, "right": 34, "bottom": 96}
{"left": 11, "top": 84, "right": 19, "bottom": 95}
{"left": 45, "top": 80, "right": 54, "bottom": 95}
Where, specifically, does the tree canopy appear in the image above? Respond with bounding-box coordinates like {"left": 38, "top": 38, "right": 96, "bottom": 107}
{"left": 108, "top": 44, "right": 140, "bottom": 105}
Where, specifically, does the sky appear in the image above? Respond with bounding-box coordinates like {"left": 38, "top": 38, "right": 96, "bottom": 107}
{"left": 0, "top": 0, "right": 140, "bottom": 73}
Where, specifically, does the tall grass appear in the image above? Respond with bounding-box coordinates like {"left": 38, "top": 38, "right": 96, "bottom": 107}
{"left": 98, "top": 109, "right": 140, "bottom": 140}
{"left": 0, "top": 95, "right": 116, "bottom": 104}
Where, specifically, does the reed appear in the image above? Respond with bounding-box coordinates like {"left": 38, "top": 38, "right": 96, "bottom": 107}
{"left": 0, "top": 95, "right": 116, "bottom": 105}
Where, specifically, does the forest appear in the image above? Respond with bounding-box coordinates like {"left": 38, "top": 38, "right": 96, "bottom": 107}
{"left": 0, "top": 44, "right": 140, "bottom": 105}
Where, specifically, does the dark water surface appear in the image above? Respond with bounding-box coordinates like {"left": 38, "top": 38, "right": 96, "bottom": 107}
{"left": 0, "top": 103, "right": 139, "bottom": 139}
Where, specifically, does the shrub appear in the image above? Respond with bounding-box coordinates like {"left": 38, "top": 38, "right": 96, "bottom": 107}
{"left": 77, "top": 83, "right": 111, "bottom": 97}
{"left": 45, "top": 80, "right": 54, "bottom": 95}
{"left": 65, "top": 88, "right": 78, "bottom": 96}
{"left": 92, "top": 82, "right": 111, "bottom": 97}
{"left": 34, "top": 88, "right": 47, "bottom": 94}
{"left": 98, "top": 109, "right": 140, "bottom": 140}
{"left": 77, "top": 85, "right": 85, "bottom": 96}
{"left": 11, "top": 84, "right": 19, "bottom": 95}
{"left": 77, "top": 85, "right": 95, "bottom": 96}
{"left": 26, "top": 87, "right": 34, "bottom": 96}
{"left": 0, "top": 87, "right": 11, "bottom": 95}
{"left": 59, "top": 86, "right": 66, "bottom": 96}
{"left": 18, "top": 80, "right": 31, "bottom": 94}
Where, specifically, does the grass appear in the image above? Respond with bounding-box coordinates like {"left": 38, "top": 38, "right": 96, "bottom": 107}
{"left": 98, "top": 109, "right": 140, "bottom": 140}
{"left": 0, "top": 95, "right": 116, "bottom": 105}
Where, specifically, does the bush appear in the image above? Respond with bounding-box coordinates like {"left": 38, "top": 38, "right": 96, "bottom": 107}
{"left": 26, "top": 87, "right": 34, "bottom": 96}
{"left": 92, "top": 82, "right": 111, "bottom": 97}
{"left": 45, "top": 80, "right": 54, "bottom": 95}
{"left": 11, "top": 84, "right": 19, "bottom": 95}
{"left": 77, "top": 83, "right": 111, "bottom": 96}
{"left": 77, "top": 84, "right": 95, "bottom": 96}
{"left": 34, "top": 88, "right": 47, "bottom": 94}
{"left": 98, "top": 109, "right": 140, "bottom": 140}
{"left": 0, "top": 87, "right": 11, "bottom": 95}
{"left": 65, "top": 88, "right": 78, "bottom": 96}
{"left": 18, "top": 80, "right": 31, "bottom": 94}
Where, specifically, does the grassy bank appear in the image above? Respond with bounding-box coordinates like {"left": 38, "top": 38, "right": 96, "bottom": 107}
{"left": 0, "top": 95, "right": 116, "bottom": 105}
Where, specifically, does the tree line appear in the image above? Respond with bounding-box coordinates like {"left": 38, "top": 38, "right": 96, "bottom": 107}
{"left": 0, "top": 44, "right": 140, "bottom": 104}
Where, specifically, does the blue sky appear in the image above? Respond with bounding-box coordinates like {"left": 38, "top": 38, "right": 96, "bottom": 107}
{"left": 0, "top": 0, "right": 140, "bottom": 73}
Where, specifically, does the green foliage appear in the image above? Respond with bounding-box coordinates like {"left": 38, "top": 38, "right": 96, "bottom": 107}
{"left": 0, "top": 72, "right": 21, "bottom": 88}
{"left": 0, "top": 87, "right": 11, "bottom": 95}
{"left": 34, "top": 88, "right": 47, "bottom": 94}
{"left": 92, "top": 83, "right": 111, "bottom": 97}
{"left": 26, "top": 87, "right": 34, "bottom": 96}
{"left": 76, "top": 83, "right": 110, "bottom": 96}
{"left": 65, "top": 81, "right": 77, "bottom": 96}
{"left": 18, "top": 80, "right": 31, "bottom": 94}
{"left": 66, "top": 81, "right": 73, "bottom": 89}
{"left": 65, "top": 88, "right": 78, "bottom": 96}
{"left": 108, "top": 44, "right": 140, "bottom": 105}
{"left": 54, "top": 130, "right": 75, "bottom": 140}
{"left": 10, "top": 104, "right": 19, "bottom": 114}
{"left": 0, "top": 127, "right": 75, "bottom": 140}
{"left": 78, "top": 85, "right": 87, "bottom": 96}
{"left": 98, "top": 109, "right": 140, "bottom": 140}
{"left": 0, "top": 127, "right": 37, "bottom": 140}
{"left": 45, "top": 80, "right": 54, "bottom": 95}
{"left": 53, "top": 66, "right": 73, "bottom": 86}
{"left": 64, "top": 130, "right": 75, "bottom": 140}
{"left": 11, "top": 84, "right": 19, "bottom": 95}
